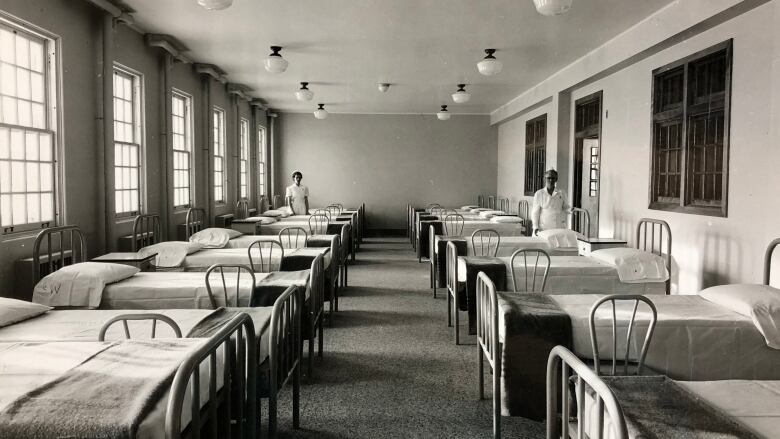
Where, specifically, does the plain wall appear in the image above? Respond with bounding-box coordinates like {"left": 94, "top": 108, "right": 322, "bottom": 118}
{"left": 496, "top": 1, "right": 780, "bottom": 291}
{"left": 275, "top": 113, "right": 498, "bottom": 230}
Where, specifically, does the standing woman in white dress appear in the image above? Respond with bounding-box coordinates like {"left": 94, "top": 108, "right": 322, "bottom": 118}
{"left": 285, "top": 171, "right": 310, "bottom": 215}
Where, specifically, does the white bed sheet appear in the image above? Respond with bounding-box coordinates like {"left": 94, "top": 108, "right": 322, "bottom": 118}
{"left": 549, "top": 294, "right": 780, "bottom": 380}
{"left": 457, "top": 255, "right": 666, "bottom": 295}
{"left": 434, "top": 235, "right": 577, "bottom": 256}
{"left": 182, "top": 247, "right": 330, "bottom": 271}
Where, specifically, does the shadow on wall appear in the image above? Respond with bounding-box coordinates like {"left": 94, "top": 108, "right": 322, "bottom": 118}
{"left": 699, "top": 230, "right": 742, "bottom": 289}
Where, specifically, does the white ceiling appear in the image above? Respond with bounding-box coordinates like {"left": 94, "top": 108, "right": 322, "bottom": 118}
{"left": 124, "top": 0, "right": 674, "bottom": 115}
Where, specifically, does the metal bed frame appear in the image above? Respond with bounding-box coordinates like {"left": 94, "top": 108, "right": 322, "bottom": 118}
{"left": 517, "top": 200, "right": 531, "bottom": 236}
{"left": 309, "top": 214, "right": 329, "bottom": 235}
{"left": 446, "top": 241, "right": 464, "bottom": 344}
{"left": 305, "top": 254, "right": 325, "bottom": 377}
{"left": 204, "top": 264, "right": 257, "bottom": 308}
{"left": 235, "top": 199, "right": 250, "bottom": 220}
{"left": 546, "top": 346, "right": 628, "bottom": 439}
{"left": 471, "top": 229, "right": 501, "bottom": 257}
{"left": 272, "top": 194, "right": 284, "bottom": 210}
{"left": 635, "top": 218, "right": 672, "bottom": 294}
{"left": 32, "top": 225, "right": 88, "bottom": 284}
{"left": 98, "top": 313, "right": 183, "bottom": 340}
{"left": 488, "top": 196, "right": 496, "bottom": 210}
{"left": 509, "top": 248, "right": 551, "bottom": 292}
{"left": 338, "top": 224, "right": 351, "bottom": 288}
{"left": 132, "top": 213, "right": 161, "bottom": 251}
{"left": 569, "top": 207, "right": 591, "bottom": 239}
{"left": 185, "top": 207, "right": 207, "bottom": 239}
{"left": 443, "top": 213, "right": 464, "bottom": 237}
{"left": 279, "top": 226, "right": 308, "bottom": 249}
{"left": 476, "top": 272, "right": 501, "bottom": 438}
{"left": 247, "top": 240, "right": 285, "bottom": 273}
{"left": 764, "top": 237, "right": 780, "bottom": 285}
{"left": 589, "top": 295, "right": 657, "bottom": 377}
{"left": 477, "top": 194, "right": 485, "bottom": 208}
{"left": 266, "top": 285, "right": 302, "bottom": 437}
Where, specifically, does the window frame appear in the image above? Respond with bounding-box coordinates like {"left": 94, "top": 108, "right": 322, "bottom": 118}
{"left": 257, "top": 125, "right": 266, "bottom": 202}
{"left": 239, "top": 117, "right": 249, "bottom": 200}
{"left": 112, "top": 63, "right": 145, "bottom": 219}
{"left": 648, "top": 40, "right": 732, "bottom": 217}
{"left": 0, "top": 14, "right": 61, "bottom": 236}
{"left": 523, "top": 114, "right": 547, "bottom": 196}
{"left": 171, "top": 89, "right": 193, "bottom": 210}
{"left": 212, "top": 106, "right": 226, "bottom": 205}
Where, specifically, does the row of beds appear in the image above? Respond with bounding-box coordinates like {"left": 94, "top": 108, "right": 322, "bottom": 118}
{"left": 0, "top": 203, "right": 365, "bottom": 439}
{"left": 408, "top": 202, "right": 780, "bottom": 438}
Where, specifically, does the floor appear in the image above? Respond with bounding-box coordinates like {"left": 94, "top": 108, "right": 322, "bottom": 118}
{"left": 272, "top": 237, "right": 545, "bottom": 438}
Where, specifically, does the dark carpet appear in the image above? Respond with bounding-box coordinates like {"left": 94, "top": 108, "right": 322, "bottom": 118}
{"left": 269, "top": 237, "right": 545, "bottom": 438}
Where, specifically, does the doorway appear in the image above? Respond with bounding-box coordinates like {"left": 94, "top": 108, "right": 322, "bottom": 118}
{"left": 573, "top": 92, "right": 602, "bottom": 238}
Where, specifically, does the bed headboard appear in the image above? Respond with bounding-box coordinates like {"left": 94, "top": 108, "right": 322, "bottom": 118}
{"left": 764, "top": 238, "right": 780, "bottom": 285}
{"left": 185, "top": 207, "right": 206, "bottom": 239}
{"left": 569, "top": 207, "right": 591, "bottom": 239}
{"left": 635, "top": 218, "right": 672, "bottom": 290}
{"left": 477, "top": 194, "right": 485, "bottom": 208}
{"left": 235, "top": 199, "right": 249, "bottom": 219}
{"left": 132, "top": 214, "right": 161, "bottom": 251}
{"left": 32, "top": 225, "right": 88, "bottom": 284}
{"left": 272, "top": 194, "right": 283, "bottom": 209}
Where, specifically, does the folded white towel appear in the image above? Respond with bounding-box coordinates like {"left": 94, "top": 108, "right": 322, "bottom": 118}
{"left": 590, "top": 247, "right": 669, "bottom": 283}
{"left": 537, "top": 229, "right": 578, "bottom": 249}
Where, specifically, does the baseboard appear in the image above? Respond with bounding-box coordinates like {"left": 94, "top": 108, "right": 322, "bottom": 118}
{"left": 366, "top": 228, "right": 405, "bottom": 237}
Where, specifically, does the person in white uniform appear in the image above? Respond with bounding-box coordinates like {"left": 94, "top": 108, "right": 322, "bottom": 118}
{"left": 285, "top": 171, "right": 310, "bottom": 215}
{"left": 531, "top": 169, "right": 571, "bottom": 235}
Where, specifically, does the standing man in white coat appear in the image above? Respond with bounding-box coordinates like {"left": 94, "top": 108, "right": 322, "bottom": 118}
{"left": 285, "top": 171, "right": 309, "bottom": 215}
{"left": 531, "top": 169, "right": 571, "bottom": 235}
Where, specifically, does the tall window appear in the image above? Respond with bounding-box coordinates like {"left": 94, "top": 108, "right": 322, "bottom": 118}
{"left": 524, "top": 114, "right": 546, "bottom": 195}
{"left": 113, "top": 66, "right": 143, "bottom": 216}
{"left": 257, "top": 126, "right": 266, "bottom": 199}
{"left": 212, "top": 107, "right": 226, "bottom": 204}
{"left": 171, "top": 91, "right": 192, "bottom": 209}
{"left": 650, "top": 40, "right": 731, "bottom": 216}
{"left": 0, "top": 21, "right": 57, "bottom": 233}
{"left": 239, "top": 118, "right": 249, "bottom": 199}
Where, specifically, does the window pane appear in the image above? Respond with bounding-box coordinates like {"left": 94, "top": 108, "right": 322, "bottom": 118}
{"left": 0, "top": 62, "right": 15, "bottom": 96}
{"left": 1, "top": 96, "right": 16, "bottom": 124}
{"left": 29, "top": 40, "right": 43, "bottom": 72}
{"left": 40, "top": 192, "right": 53, "bottom": 221}
{"left": 0, "top": 30, "right": 14, "bottom": 63}
{"left": 17, "top": 99, "right": 31, "bottom": 126}
{"left": 39, "top": 132, "right": 51, "bottom": 161}
{"left": 40, "top": 163, "right": 52, "bottom": 191}
{"left": 31, "top": 103, "right": 44, "bottom": 128}
{"left": 25, "top": 162, "right": 39, "bottom": 191}
{"left": 26, "top": 193, "right": 39, "bottom": 223}
{"left": 16, "top": 67, "right": 30, "bottom": 100}
{"left": 0, "top": 127, "right": 8, "bottom": 159}
{"left": 15, "top": 36, "right": 29, "bottom": 69}
{"left": 12, "top": 193, "right": 25, "bottom": 224}
{"left": 0, "top": 194, "right": 11, "bottom": 226}
{"left": 10, "top": 128, "right": 23, "bottom": 159}
{"left": 25, "top": 131, "right": 38, "bottom": 160}
{"left": 0, "top": 161, "right": 9, "bottom": 191}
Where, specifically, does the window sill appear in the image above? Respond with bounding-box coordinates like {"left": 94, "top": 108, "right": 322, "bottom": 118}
{"left": 648, "top": 202, "right": 726, "bottom": 218}
{"left": 1, "top": 229, "right": 42, "bottom": 243}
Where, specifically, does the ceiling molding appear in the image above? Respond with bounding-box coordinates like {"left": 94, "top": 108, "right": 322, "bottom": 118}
{"left": 227, "top": 82, "right": 253, "bottom": 100}
{"left": 145, "top": 33, "right": 190, "bottom": 62}
{"left": 250, "top": 99, "right": 268, "bottom": 110}
{"left": 194, "top": 63, "right": 227, "bottom": 83}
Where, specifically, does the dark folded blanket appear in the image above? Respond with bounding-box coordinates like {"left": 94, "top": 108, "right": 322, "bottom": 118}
{"left": 417, "top": 220, "right": 443, "bottom": 259}
{"left": 601, "top": 376, "right": 760, "bottom": 438}
{"left": 436, "top": 237, "right": 467, "bottom": 287}
{"left": 307, "top": 236, "right": 334, "bottom": 248}
{"left": 280, "top": 248, "right": 329, "bottom": 271}
{"left": 498, "top": 293, "right": 571, "bottom": 421}
{"left": 187, "top": 307, "right": 243, "bottom": 338}
{"left": 460, "top": 256, "right": 506, "bottom": 313}
{"left": 251, "top": 270, "right": 310, "bottom": 306}
{"left": 0, "top": 340, "right": 194, "bottom": 439}
{"left": 327, "top": 222, "right": 348, "bottom": 235}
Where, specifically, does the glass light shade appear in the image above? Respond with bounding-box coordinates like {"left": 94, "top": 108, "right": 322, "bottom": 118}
{"left": 436, "top": 106, "right": 451, "bottom": 121}
{"left": 477, "top": 58, "right": 503, "bottom": 76}
{"left": 378, "top": 83, "right": 390, "bottom": 93}
{"left": 264, "top": 55, "right": 288, "bottom": 73}
{"left": 533, "top": 0, "right": 573, "bottom": 16}
{"left": 296, "top": 88, "right": 313, "bottom": 101}
{"left": 197, "top": 0, "right": 233, "bottom": 10}
{"left": 314, "top": 107, "right": 328, "bottom": 119}
{"left": 452, "top": 90, "right": 471, "bottom": 103}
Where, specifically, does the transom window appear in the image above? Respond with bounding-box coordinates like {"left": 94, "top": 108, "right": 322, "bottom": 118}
{"left": 0, "top": 20, "right": 57, "bottom": 234}
{"left": 213, "top": 107, "right": 226, "bottom": 204}
{"left": 257, "top": 125, "right": 266, "bottom": 200}
{"left": 650, "top": 40, "right": 731, "bottom": 217}
{"left": 172, "top": 91, "right": 192, "bottom": 209}
{"left": 239, "top": 117, "right": 249, "bottom": 199}
{"left": 524, "top": 114, "right": 546, "bottom": 196}
{"left": 113, "top": 66, "right": 143, "bottom": 217}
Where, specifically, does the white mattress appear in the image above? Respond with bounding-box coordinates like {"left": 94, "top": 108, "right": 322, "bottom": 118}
{"left": 0, "top": 307, "right": 273, "bottom": 364}
{"left": 457, "top": 255, "right": 666, "bottom": 295}
{"left": 182, "top": 247, "right": 330, "bottom": 271}
{"left": 551, "top": 294, "right": 780, "bottom": 380}
{"left": 101, "top": 271, "right": 308, "bottom": 309}
{"left": 434, "top": 234, "right": 577, "bottom": 256}
{"left": 0, "top": 340, "right": 215, "bottom": 439}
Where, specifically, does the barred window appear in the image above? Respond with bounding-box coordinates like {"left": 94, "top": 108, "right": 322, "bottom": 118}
{"left": 650, "top": 40, "right": 731, "bottom": 216}
{"left": 113, "top": 67, "right": 143, "bottom": 216}
{"left": 213, "top": 107, "right": 226, "bottom": 204}
{"left": 257, "top": 126, "right": 266, "bottom": 199}
{"left": 524, "top": 114, "right": 546, "bottom": 196}
{"left": 0, "top": 21, "right": 57, "bottom": 234}
{"left": 172, "top": 91, "right": 192, "bottom": 208}
{"left": 239, "top": 117, "right": 249, "bottom": 199}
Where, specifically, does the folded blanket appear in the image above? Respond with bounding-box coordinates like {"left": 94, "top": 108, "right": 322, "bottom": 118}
{"left": 601, "top": 376, "right": 760, "bottom": 438}
{"left": 436, "top": 238, "right": 467, "bottom": 288}
{"left": 250, "top": 271, "right": 310, "bottom": 307}
{"left": 498, "top": 293, "right": 572, "bottom": 420}
{"left": 280, "top": 248, "right": 329, "bottom": 271}
{"left": 138, "top": 241, "right": 203, "bottom": 268}
{"left": 537, "top": 228, "right": 578, "bottom": 248}
{"left": 0, "top": 339, "right": 198, "bottom": 439}
{"left": 590, "top": 247, "right": 669, "bottom": 283}
{"left": 417, "top": 220, "right": 443, "bottom": 259}
{"left": 187, "top": 307, "right": 243, "bottom": 338}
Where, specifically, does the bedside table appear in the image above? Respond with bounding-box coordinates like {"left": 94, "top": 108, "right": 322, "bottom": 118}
{"left": 577, "top": 238, "right": 627, "bottom": 256}
{"left": 92, "top": 252, "right": 157, "bottom": 272}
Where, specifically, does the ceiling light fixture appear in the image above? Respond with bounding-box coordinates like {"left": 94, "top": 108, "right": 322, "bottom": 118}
{"left": 314, "top": 103, "right": 328, "bottom": 119}
{"left": 378, "top": 83, "right": 390, "bottom": 93}
{"left": 451, "top": 84, "right": 471, "bottom": 104}
{"left": 436, "top": 105, "right": 451, "bottom": 121}
{"left": 296, "top": 82, "right": 313, "bottom": 101}
{"left": 533, "top": 0, "right": 573, "bottom": 16}
{"left": 197, "top": 0, "right": 233, "bottom": 10}
{"left": 477, "top": 49, "right": 503, "bottom": 76}
{"left": 264, "top": 46, "right": 289, "bottom": 73}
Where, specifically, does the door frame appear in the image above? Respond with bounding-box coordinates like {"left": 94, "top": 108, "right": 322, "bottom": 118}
{"left": 573, "top": 90, "right": 603, "bottom": 235}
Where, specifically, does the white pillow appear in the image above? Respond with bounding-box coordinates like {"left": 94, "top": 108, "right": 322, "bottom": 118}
{"left": 138, "top": 241, "right": 203, "bottom": 268}
{"left": 262, "top": 210, "right": 284, "bottom": 218}
{"left": 471, "top": 208, "right": 491, "bottom": 213}
{"left": 461, "top": 205, "right": 478, "bottom": 210}
{"left": 479, "top": 212, "right": 495, "bottom": 219}
{"left": 257, "top": 216, "right": 277, "bottom": 225}
{"left": 32, "top": 262, "right": 139, "bottom": 308}
{"left": 189, "top": 227, "right": 242, "bottom": 249}
{"left": 537, "top": 228, "right": 579, "bottom": 249}
{"left": 279, "top": 206, "right": 294, "bottom": 215}
{"left": 699, "top": 284, "right": 780, "bottom": 349}
{"left": 0, "top": 297, "right": 51, "bottom": 327}
{"left": 491, "top": 216, "right": 523, "bottom": 224}
{"left": 590, "top": 247, "right": 668, "bottom": 283}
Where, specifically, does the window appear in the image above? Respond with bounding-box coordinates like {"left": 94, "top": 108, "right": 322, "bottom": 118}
{"left": 0, "top": 20, "right": 57, "bottom": 234}
{"left": 172, "top": 91, "right": 192, "bottom": 209}
{"left": 524, "top": 114, "right": 546, "bottom": 196}
{"left": 113, "top": 66, "right": 143, "bottom": 217}
{"left": 239, "top": 118, "right": 249, "bottom": 199}
{"left": 212, "top": 107, "right": 226, "bottom": 204}
{"left": 650, "top": 40, "right": 731, "bottom": 216}
{"left": 257, "top": 126, "right": 266, "bottom": 199}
